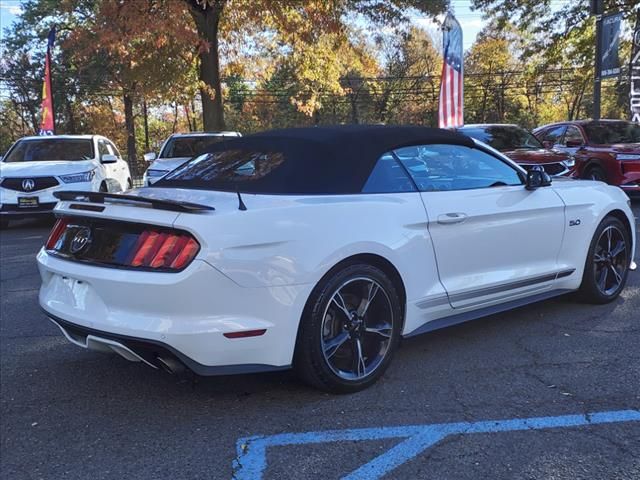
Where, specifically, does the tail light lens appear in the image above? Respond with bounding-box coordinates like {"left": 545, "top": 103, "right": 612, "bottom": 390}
{"left": 127, "top": 230, "right": 200, "bottom": 270}
{"left": 45, "top": 217, "right": 200, "bottom": 271}
{"left": 46, "top": 218, "right": 69, "bottom": 250}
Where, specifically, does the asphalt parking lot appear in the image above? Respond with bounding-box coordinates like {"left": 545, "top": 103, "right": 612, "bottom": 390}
{"left": 1, "top": 203, "right": 639, "bottom": 480}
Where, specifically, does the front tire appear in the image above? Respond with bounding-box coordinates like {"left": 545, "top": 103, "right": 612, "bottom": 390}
{"left": 578, "top": 216, "right": 630, "bottom": 304}
{"left": 294, "top": 263, "right": 402, "bottom": 393}
{"left": 584, "top": 165, "right": 607, "bottom": 183}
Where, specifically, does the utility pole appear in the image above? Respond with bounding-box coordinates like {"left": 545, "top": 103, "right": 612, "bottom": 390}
{"left": 594, "top": 15, "right": 603, "bottom": 119}
{"left": 591, "top": 0, "right": 604, "bottom": 120}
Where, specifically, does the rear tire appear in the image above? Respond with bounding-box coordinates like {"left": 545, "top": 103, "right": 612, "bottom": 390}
{"left": 584, "top": 165, "right": 607, "bottom": 183}
{"left": 294, "top": 263, "right": 402, "bottom": 393}
{"left": 578, "top": 216, "right": 630, "bottom": 304}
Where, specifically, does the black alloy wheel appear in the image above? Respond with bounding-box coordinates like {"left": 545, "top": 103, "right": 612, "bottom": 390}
{"left": 295, "top": 263, "right": 402, "bottom": 393}
{"left": 579, "top": 216, "right": 630, "bottom": 304}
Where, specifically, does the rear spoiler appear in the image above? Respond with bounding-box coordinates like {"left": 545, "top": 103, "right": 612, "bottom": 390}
{"left": 53, "top": 191, "right": 215, "bottom": 213}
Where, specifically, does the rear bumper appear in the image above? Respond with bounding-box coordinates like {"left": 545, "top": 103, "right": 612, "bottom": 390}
{"left": 47, "top": 314, "right": 288, "bottom": 376}
{"left": 37, "top": 249, "right": 312, "bottom": 371}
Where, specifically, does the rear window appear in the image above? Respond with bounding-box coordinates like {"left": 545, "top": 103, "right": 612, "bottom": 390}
{"left": 582, "top": 122, "right": 640, "bottom": 144}
{"left": 159, "top": 136, "right": 228, "bottom": 159}
{"left": 158, "top": 150, "right": 286, "bottom": 189}
{"left": 3, "top": 139, "right": 94, "bottom": 162}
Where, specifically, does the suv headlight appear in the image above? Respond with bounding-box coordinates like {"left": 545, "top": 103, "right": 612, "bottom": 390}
{"left": 562, "top": 158, "right": 575, "bottom": 168}
{"left": 146, "top": 169, "right": 169, "bottom": 178}
{"left": 59, "top": 170, "right": 96, "bottom": 183}
{"left": 616, "top": 154, "right": 640, "bottom": 161}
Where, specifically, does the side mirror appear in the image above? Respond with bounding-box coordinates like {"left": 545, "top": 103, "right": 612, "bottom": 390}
{"left": 525, "top": 166, "right": 552, "bottom": 191}
{"left": 565, "top": 140, "right": 583, "bottom": 148}
{"left": 143, "top": 152, "right": 156, "bottom": 162}
{"left": 101, "top": 154, "right": 118, "bottom": 164}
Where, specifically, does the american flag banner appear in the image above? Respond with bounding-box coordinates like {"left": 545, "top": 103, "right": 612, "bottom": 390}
{"left": 438, "top": 12, "right": 463, "bottom": 128}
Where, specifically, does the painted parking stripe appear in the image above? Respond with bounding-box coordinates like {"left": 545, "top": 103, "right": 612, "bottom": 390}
{"left": 233, "top": 409, "right": 640, "bottom": 479}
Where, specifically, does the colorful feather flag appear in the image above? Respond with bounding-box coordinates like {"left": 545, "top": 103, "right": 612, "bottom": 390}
{"left": 39, "top": 26, "right": 56, "bottom": 135}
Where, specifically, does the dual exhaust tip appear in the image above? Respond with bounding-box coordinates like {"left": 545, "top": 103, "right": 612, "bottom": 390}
{"left": 155, "top": 355, "right": 187, "bottom": 376}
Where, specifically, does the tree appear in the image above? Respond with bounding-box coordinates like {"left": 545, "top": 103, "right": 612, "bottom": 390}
{"left": 471, "top": 0, "right": 637, "bottom": 52}
{"left": 184, "top": 0, "right": 447, "bottom": 130}
{"left": 65, "top": 0, "right": 198, "bottom": 164}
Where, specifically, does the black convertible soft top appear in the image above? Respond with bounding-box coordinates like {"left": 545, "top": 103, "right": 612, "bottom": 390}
{"left": 154, "top": 125, "right": 475, "bottom": 194}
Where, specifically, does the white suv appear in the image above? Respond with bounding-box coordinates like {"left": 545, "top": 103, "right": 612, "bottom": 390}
{"left": 142, "top": 131, "right": 241, "bottom": 186}
{"left": 0, "top": 135, "right": 131, "bottom": 228}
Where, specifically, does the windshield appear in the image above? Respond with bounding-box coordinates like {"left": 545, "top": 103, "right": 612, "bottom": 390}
{"left": 582, "top": 122, "right": 640, "bottom": 144}
{"left": 159, "top": 136, "right": 229, "bottom": 159}
{"left": 459, "top": 126, "right": 543, "bottom": 151}
{"left": 3, "top": 139, "right": 94, "bottom": 162}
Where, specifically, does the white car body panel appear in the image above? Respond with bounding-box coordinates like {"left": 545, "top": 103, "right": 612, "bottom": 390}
{"left": 36, "top": 133, "right": 636, "bottom": 375}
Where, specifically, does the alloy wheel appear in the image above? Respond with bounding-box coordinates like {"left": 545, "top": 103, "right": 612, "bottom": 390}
{"left": 321, "top": 277, "right": 394, "bottom": 381}
{"left": 593, "top": 225, "right": 628, "bottom": 296}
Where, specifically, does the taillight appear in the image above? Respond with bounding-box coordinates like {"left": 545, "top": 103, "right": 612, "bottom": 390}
{"left": 45, "top": 217, "right": 200, "bottom": 272}
{"left": 126, "top": 229, "right": 200, "bottom": 270}
{"left": 46, "top": 218, "right": 69, "bottom": 250}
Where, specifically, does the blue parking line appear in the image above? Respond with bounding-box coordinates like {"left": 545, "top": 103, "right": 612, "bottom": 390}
{"left": 233, "top": 409, "right": 640, "bottom": 479}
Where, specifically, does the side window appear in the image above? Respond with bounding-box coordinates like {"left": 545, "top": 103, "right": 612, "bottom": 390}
{"left": 97, "top": 140, "right": 110, "bottom": 158}
{"left": 394, "top": 144, "right": 522, "bottom": 192}
{"left": 362, "top": 153, "right": 416, "bottom": 193}
{"left": 541, "top": 126, "right": 566, "bottom": 145}
{"left": 107, "top": 141, "right": 120, "bottom": 157}
{"left": 563, "top": 126, "right": 584, "bottom": 146}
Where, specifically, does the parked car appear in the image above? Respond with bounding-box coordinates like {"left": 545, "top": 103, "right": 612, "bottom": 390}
{"left": 39, "top": 126, "right": 635, "bottom": 392}
{"left": 142, "top": 131, "right": 241, "bottom": 186}
{"left": 456, "top": 124, "right": 574, "bottom": 177}
{"left": 0, "top": 135, "right": 131, "bottom": 228}
{"left": 533, "top": 119, "right": 640, "bottom": 193}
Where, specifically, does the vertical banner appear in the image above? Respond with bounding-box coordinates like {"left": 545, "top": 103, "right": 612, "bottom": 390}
{"left": 438, "top": 12, "right": 463, "bottom": 128}
{"left": 631, "top": 11, "right": 640, "bottom": 123}
{"left": 39, "top": 26, "right": 56, "bottom": 135}
{"left": 601, "top": 12, "right": 623, "bottom": 78}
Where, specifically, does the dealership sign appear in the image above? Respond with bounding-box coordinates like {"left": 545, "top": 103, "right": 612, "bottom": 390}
{"left": 631, "top": 13, "right": 640, "bottom": 124}
{"left": 601, "top": 12, "right": 622, "bottom": 78}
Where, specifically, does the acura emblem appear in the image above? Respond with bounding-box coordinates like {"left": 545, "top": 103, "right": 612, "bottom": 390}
{"left": 70, "top": 227, "right": 92, "bottom": 254}
{"left": 22, "top": 179, "right": 35, "bottom": 191}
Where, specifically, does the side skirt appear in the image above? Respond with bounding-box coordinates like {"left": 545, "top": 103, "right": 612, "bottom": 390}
{"left": 404, "top": 289, "right": 572, "bottom": 338}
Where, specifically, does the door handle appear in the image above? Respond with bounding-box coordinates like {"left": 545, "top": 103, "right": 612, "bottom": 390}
{"left": 437, "top": 212, "right": 467, "bottom": 225}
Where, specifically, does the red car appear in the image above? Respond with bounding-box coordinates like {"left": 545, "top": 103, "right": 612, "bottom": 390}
{"left": 456, "top": 124, "right": 574, "bottom": 176}
{"left": 534, "top": 119, "right": 640, "bottom": 193}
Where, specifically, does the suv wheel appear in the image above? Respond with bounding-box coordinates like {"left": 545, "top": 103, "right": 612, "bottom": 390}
{"left": 585, "top": 166, "right": 607, "bottom": 183}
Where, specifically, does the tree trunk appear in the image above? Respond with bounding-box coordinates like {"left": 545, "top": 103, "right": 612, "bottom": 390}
{"left": 123, "top": 92, "right": 137, "bottom": 164}
{"left": 142, "top": 98, "right": 150, "bottom": 152}
{"left": 187, "top": 0, "right": 225, "bottom": 131}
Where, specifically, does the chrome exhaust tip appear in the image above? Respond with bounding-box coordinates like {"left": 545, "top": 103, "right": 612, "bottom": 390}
{"left": 156, "top": 355, "right": 186, "bottom": 376}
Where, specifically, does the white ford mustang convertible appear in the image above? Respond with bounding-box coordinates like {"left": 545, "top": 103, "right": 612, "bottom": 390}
{"left": 38, "top": 126, "right": 636, "bottom": 392}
